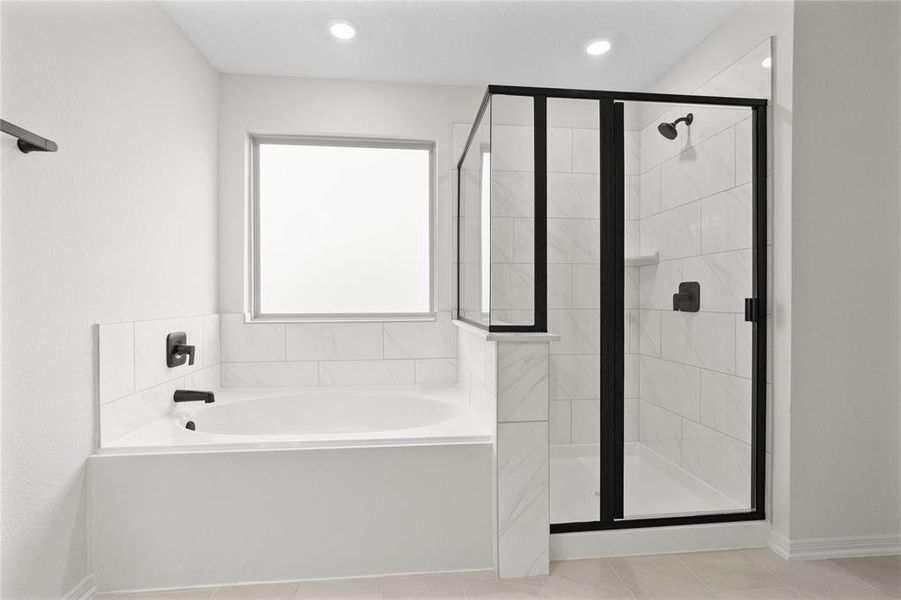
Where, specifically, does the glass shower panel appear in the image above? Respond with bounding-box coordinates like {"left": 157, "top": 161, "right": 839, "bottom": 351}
{"left": 458, "top": 102, "right": 491, "bottom": 327}
{"left": 621, "top": 100, "right": 755, "bottom": 519}
{"left": 546, "top": 97, "right": 603, "bottom": 525}
{"left": 489, "top": 95, "right": 535, "bottom": 328}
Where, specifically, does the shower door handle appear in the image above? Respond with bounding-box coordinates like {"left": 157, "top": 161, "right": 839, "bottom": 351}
{"left": 745, "top": 298, "right": 760, "bottom": 322}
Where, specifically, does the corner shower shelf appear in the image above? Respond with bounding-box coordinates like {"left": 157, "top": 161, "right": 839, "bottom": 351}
{"left": 625, "top": 251, "right": 659, "bottom": 267}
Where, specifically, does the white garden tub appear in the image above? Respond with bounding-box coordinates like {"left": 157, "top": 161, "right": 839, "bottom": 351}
{"left": 102, "top": 385, "right": 489, "bottom": 452}
{"left": 90, "top": 385, "right": 493, "bottom": 592}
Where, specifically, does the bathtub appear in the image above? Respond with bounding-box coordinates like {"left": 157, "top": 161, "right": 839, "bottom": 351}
{"left": 89, "top": 385, "right": 494, "bottom": 592}
{"left": 101, "top": 386, "right": 489, "bottom": 452}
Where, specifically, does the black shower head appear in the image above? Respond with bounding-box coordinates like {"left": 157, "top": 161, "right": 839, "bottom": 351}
{"left": 657, "top": 113, "right": 694, "bottom": 140}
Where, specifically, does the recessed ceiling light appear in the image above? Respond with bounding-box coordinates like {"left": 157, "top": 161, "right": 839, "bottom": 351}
{"left": 585, "top": 40, "right": 612, "bottom": 56}
{"left": 329, "top": 19, "right": 357, "bottom": 41}
{"left": 761, "top": 56, "right": 772, "bottom": 68}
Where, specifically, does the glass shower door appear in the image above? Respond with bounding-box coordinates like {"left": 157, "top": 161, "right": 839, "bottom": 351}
{"left": 618, "top": 99, "right": 759, "bottom": 521}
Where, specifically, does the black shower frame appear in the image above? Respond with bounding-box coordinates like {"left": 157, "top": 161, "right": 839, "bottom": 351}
{"left": 456, "top": 84, "right": 768, "bottom": 532}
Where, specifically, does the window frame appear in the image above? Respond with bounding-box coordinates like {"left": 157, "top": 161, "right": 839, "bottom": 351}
{"left": 249, "top": 134, "right": 436, "bottom": 323}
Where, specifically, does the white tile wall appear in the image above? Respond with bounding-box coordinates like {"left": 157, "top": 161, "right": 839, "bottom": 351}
{"left": 571, "top": 399, "right": 601, "bottom": 444}
{"left": 640, "top": 167, "right": 662, "bottom": 217}
{"left": 547, "top": 128, "right": 573, "bottom": 173}
{"left": 572, "top": 129, "right": 599, "bottom": 174}
{"left": 98, "top": 313, "right": 221, "bottom": 446}
{"left": 101, "top": 378, "right": 184, "bottom": 444}
{"left": 548, "top": 310, "right": 600, "bottom": 355}
{"left": 414, "top": 358, "right": 457, "bottom": 385}
{"left": 660, "top": 127, "right": 736, "bottom": 211}
{"left": 497, "top": 421, "right": 549, "bottom": 577}
{"left": 220, "top": 314, "right": 285, "bottom": 362}
{"left": 700, "top": 184, "right": 753, "bottom": 253}
{"left": 134, "top": 316, "right": 205, "bottom": 391}
{"left": 491, "top": 125, "right": 534, "bottom": 172}
{"left": 318, "top": 360, "right": 414, "bottom": 387}
{"left": 549, "top": 355, "right": 600, "bottom": 400}
{"left": 547, "top": 174, "right": 600, "bottom": 218}
{"left": 630, "top": 40, "right": 769, "bottom": 509}
{"left": 681, "top": 250, "right": 752, "bottom": 313}
{"left": 545, "top": 111, "right": 640, "bottom": 453}
{"left": 285, "top": 322, "right": 383, "bottom": 361}
{"left": 491, "top": 172, "right": 534, "bottom": 217}
{"left": 660, "top": 312, "right": 735, "bottom": 374}
{"left": 549, "top": 400, "right": 571, "bottom": 444}
{"left": 98, "top": 322, "right": 134, "bottom": 404}
{"left": 639, "top": 355, "right": 701, "bottom": 420}
{"left": 639, "top": 400, "right": 682, "bottom": 464}
{"left": 639, "top": 260, "right": 683, "bottom": 310}
{"left": 496, "top": 343, "right": 548, "bottom": 422}
{"left": 547, "top": 265, "right": 573, "bottom": 309}
{"left": 221, "top": 362, "right": 318, "bottom": 387}
{"left": 185, "top": 364, "right": 221, "bottom": 390}
{"left": 681, "top": 419, "right": 751, "bottom": 504}
{"left": 202, "top": 314, "right": 221, "bottom": 366}
{"left": 218, "top": 312, "right": 458, "bottom": 387}
{"left": 640, "top": 202, "right": 701, "bottom": 259}
{"left": 700, "top": 370, "right": 752, "bottom": 444}
{"left": 547, "top": 219, "right": 600, "bottom": 264}
{"left": 384, "top": 313, "right": 457, "bottom": 359}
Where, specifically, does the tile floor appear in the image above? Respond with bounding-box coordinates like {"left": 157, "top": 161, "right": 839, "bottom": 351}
{"left": 93, "top": 550, "right": 900, "bottom": 599}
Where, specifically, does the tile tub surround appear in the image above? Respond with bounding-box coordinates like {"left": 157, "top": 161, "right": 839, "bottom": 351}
{"left": 98, "top": 313, "right": 221, "bottom": 445}
{"left": 219, "top": 312, "right": 458, "bottom": 387}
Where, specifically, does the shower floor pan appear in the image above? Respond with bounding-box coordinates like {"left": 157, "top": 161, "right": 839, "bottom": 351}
{"left": 550, "top": 443, "right": 744, "bottom": 524}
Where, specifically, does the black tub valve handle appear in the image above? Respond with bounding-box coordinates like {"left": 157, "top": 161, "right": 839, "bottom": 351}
{"left": 166, "top": 332, "right": 196, "bottom": 368}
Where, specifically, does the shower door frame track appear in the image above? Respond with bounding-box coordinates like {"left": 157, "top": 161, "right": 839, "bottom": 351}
{"left": 456, "top": 84, "right": 768, "bottom": 533}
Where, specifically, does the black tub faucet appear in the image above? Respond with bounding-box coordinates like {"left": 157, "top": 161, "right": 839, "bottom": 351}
{"left": 173, "top": 390, "right": 215, "bottom": 404}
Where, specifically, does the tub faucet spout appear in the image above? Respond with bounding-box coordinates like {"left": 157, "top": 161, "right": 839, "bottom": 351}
{"left": 173, "top": 390, "right": 215, "bottom": 404}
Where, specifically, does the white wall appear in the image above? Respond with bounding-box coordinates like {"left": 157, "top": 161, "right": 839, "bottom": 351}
{"left": 216, "top": 76, "right": 482, "bottom": 387}
{"left": 0, "top": 2, "right": 218, "bottom": 597}
{"left": 641, "top": 0, "right": 794, "bottom": 541}
{"left": 789, "top": 1, "right": 901, "bottom": 547}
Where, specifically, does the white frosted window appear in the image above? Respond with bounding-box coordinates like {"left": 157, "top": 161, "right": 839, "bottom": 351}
{"left": 255, "top": 140, "right": 432, "bottom": 316}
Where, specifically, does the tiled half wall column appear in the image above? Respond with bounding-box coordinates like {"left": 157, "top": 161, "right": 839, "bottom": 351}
{"left": 455, "top": 321, "right": 559, "bottom": 579}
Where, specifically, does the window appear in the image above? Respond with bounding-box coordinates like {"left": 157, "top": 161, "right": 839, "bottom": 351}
{"left": 252, "top": 137, "right": 433, "bottom": 319}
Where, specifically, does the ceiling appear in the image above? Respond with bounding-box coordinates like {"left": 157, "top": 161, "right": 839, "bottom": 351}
{"left": 162, "top": 1, "right": 744, "bottom": 91}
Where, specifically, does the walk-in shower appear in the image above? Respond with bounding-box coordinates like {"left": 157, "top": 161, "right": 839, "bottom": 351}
{"left": 455, "top": 84, "right": 767, "bottom": 531}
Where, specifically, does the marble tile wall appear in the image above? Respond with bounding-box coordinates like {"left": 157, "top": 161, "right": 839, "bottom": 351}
{"left": 219, "top": 312, "right": 458, "bottom": 388}
{"left": 97, "top": 313, "right": 221, "bottom": 445}
{"left": 634, "top": 41, "right": 773, "bottom": 507}
{"left": 489, "top": 120, "right": 536, "bottom": 327}
{"left": 545, "top": 120, "right": 641, "bottom": 450}
{"left": 456, "top": 323, "right": 552, "bottom": 578}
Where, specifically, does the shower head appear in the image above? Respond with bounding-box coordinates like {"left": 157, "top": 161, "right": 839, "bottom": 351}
{"left": 657, "top": 113, "right": 694, "bottom": 140}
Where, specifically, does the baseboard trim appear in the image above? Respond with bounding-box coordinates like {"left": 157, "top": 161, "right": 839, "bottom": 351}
{"left": 770, "top": 531, "right": 901, "bottom": 560}
{"left": 63, "top": 575, "right": 96, "bottom": 600}
{"left": 550, "top": 520, "right": 770, "bottom": 560}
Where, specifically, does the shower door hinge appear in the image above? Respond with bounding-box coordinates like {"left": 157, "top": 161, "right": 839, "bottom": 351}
{"left": 744, "top": 298, "right": 760, "bottom": 322}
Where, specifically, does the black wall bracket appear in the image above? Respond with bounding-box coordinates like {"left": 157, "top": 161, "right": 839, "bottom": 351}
{"left": 673, "top": 281, "right": 701, "bottom": 312}
{"left": 1, "top": 119, "right": 58, "bottom": 153}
